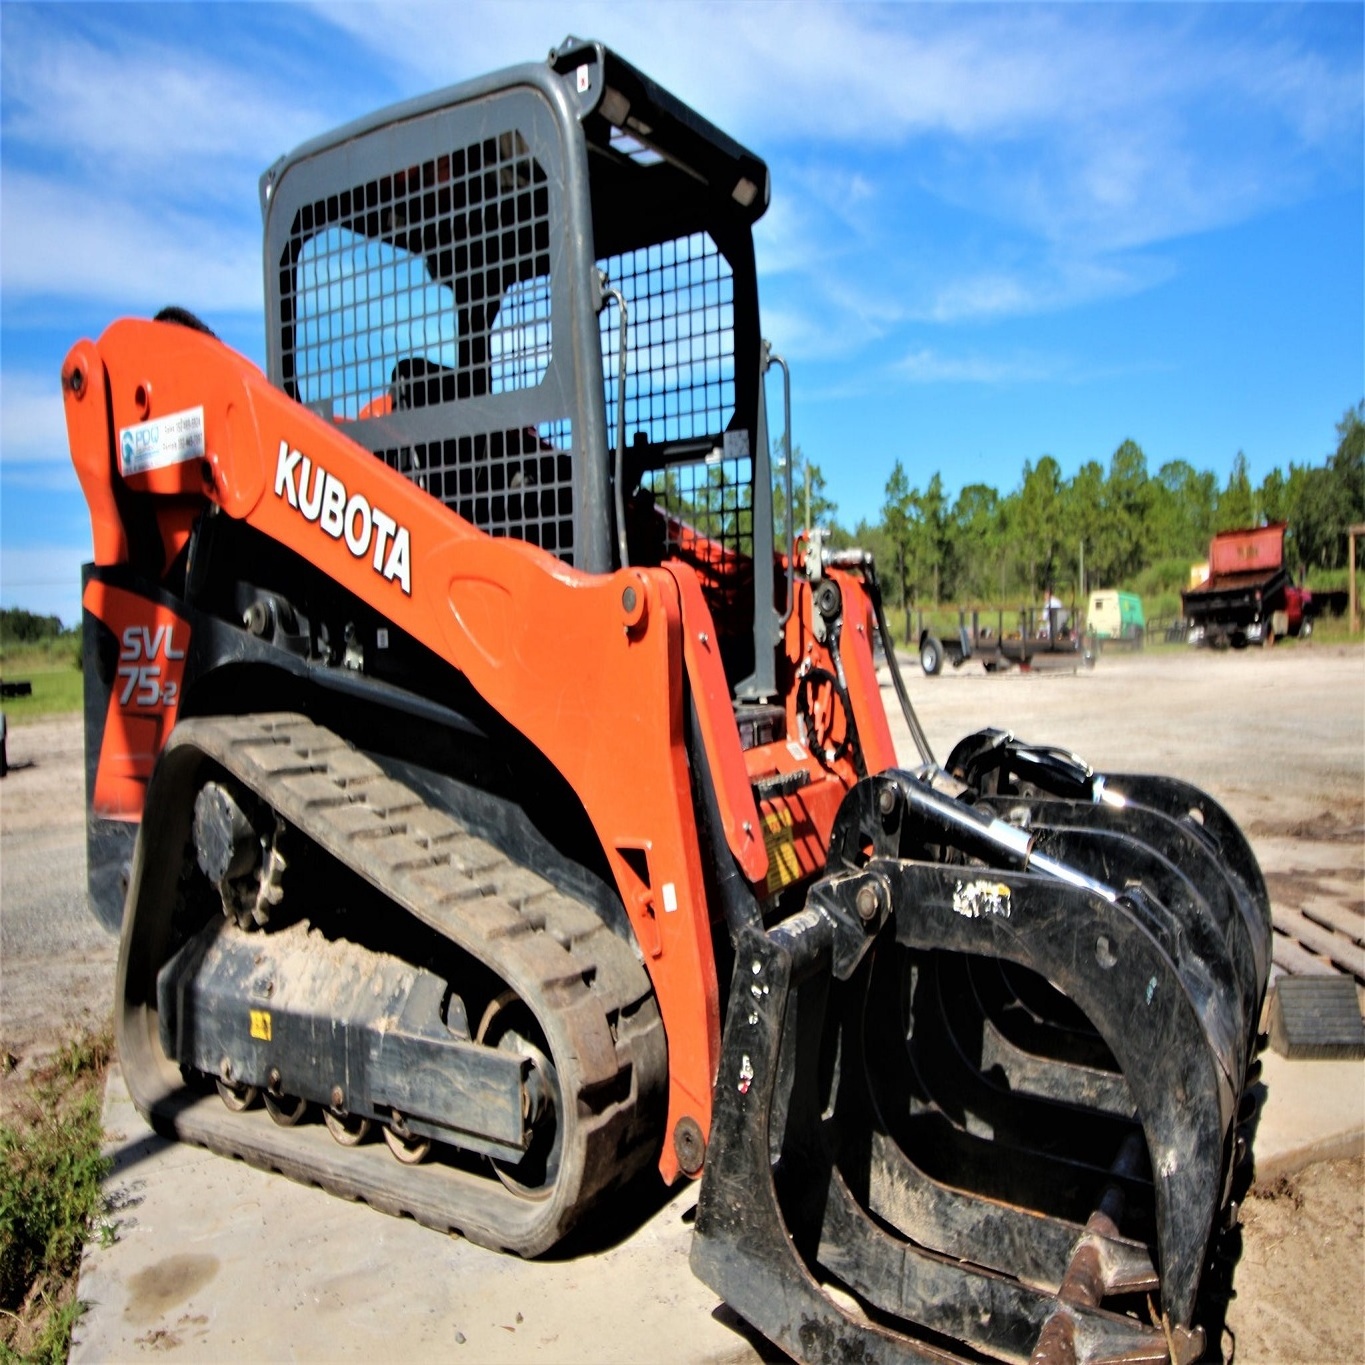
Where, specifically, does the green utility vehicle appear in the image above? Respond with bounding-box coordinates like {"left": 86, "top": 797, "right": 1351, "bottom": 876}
{"left": 1087, "top": 590, "right": 1145, "bottom": 644}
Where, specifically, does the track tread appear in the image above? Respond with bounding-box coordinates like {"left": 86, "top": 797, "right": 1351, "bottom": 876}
{"left": 130, "top": 712, "right": 666, "bottom": 1255}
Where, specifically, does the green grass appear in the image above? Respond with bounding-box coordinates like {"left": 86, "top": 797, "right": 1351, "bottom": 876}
{"left": 0, "top": 638, "right": 80, "bottom": 672}
{"left": 0, "top": 1028, "right": 114, "bottom": 1365}
{"left": 1298, "top": 614, "right": 1363, "bottom": 646}
{"left": 0, "top": 671, "right": 83, "bottom": 725}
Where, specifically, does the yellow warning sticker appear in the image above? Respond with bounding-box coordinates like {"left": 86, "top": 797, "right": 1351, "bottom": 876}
{"left": 249, "top": 1009, "right": 272, "bottom": 1042}
{"left": 762, "top": 805, "right": 802, "bottom": 896}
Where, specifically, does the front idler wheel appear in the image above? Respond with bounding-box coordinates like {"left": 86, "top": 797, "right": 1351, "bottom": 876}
{"left": 477, "top": 990, "right": 561, "bottom": 1199}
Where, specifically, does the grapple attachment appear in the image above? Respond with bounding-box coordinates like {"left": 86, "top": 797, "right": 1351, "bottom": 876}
{"left": 693, "top": 731, "right": 1269, "bottom": 1364}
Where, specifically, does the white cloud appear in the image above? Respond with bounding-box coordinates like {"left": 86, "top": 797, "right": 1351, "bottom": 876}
{"left": 756, "top": 302, "right": 854, "bottom": 364}
{"left": 916, "top": 253, "right": 1177, "bottom": 325}
{"left": 896, "top": 348, "right": 1062, "bottom": 386}
{"left": 310, "top": 5, "right": 1359, "bottom": 156}
{"left": 0, "top": 15, "right": 331, "bottom": 313}
{"left": 0, "top": 23, "right": 326, "bottom": 202}
{"left": 0, "top": 544, "right": 89, "bottom": 627}
{"left": 1, "top": 370, "right": 69, "bottom": 466}
{"left": 306, "top": 4, "right": 1094, "bottom": 145}
{"left": 0, "top": 172, "right": 261, "bottom": 312}
{"left": 753, "top": 197, "right": 814, "bottom": 280}
{"left": 306, "top": 2, "right": 1359, "bottom": 314}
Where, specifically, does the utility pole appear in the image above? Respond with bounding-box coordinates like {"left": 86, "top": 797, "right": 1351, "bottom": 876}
{"left": 804, "top": 458, "right": 811, "bottom": 536}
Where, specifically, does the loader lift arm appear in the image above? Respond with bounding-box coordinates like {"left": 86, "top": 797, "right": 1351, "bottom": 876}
{"left": 66, "top": 316, "right": 733, "bottom": 1181}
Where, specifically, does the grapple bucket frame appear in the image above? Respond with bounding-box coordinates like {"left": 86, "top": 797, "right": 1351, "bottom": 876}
{"left": 692, "top": 748, "right": 1268, "bottom": 1365}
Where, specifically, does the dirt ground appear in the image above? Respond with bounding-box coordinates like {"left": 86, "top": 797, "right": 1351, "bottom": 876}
{"left": 0, "top": 713, "right": 117, "bottom": 1103}
{"left": 1, "top": 642, "right": 1362, "bottom": 1360}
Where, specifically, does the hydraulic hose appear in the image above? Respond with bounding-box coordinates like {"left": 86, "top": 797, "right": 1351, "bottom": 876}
{"left": 848, "top": 554, "right": 936, "bottom": 768}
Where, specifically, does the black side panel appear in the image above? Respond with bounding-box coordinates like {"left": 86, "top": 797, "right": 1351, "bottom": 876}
{"left": 81, "top": 562, "right": 137, "bottom": 933}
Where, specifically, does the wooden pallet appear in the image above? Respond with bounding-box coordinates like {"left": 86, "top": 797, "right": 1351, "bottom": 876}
{"left": 1268, "top": 892, "right": 1365, "bottom": 1056}
{"left": 1270, "top": 900, "right": 1365, "bottom": 985}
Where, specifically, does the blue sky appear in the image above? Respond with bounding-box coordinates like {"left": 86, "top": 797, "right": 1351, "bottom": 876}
{"left": 2, "top": 2, "right": 1361, "bottom": 624}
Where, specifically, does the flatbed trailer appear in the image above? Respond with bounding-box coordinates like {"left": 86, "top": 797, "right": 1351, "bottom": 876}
{"left": 919, "top": 607, "right": 1094, "bottom": 675}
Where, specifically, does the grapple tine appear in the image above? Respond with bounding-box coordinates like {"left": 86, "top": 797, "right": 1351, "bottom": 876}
{"left": 980, "top": 797, "right": 1264, "bottom": 1044}
{"left": 977, "top": 959, "right": 1126, "bottom": 1066}
{"left": 1024, "top": 825, "right": 1250, "bottom": 1083}
{"left": 817, "top": 1170, "right": 1180, "bottom": 1364}
{"left": 862, "top": 1127, "right": 1155, "bottom": 1293}
{"left": 949, "top": 956, "right": 1136, "bottom": 1117}
{"left": 1098, "top": 775, "right": 1271, "bottom": 920}
{"left": 879, "top": 860, "right": 1229, "bottom": 1325}
{"left": 906, "top": 958, "right": 1142, "bottom": 1166}
{"left": 856, "top": 951, "right": 1153, "bottom": 1228}
{"left": 943, "top": 734, "right": 1271, "bottom": 985}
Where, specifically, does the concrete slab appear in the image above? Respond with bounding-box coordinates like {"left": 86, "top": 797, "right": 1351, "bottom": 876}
{"left": 73, "top": 1065, "right": 771, "bottom": 1363}
{"left": 1249, "top": 1049, "right": 1365, "bottom": 1182}
{"left": 74, "top": 1045, "right": 1365, "bottom": 1361}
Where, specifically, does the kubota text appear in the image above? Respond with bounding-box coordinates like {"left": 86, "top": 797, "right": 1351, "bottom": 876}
{"left": 274, "top": 440, "right": 412, "bottom": 594}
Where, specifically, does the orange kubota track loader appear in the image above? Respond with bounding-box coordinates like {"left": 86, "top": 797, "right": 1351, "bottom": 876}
{"left": 66, "top": 39, "right": 1268, "bottom": 1364}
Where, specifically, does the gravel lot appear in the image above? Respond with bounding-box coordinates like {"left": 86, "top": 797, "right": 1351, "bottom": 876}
{"left": 2, "top": 641, "right": 1361, "bottom": 1360}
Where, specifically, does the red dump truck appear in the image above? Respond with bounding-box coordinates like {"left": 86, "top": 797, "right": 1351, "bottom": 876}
{"left": 1182, "top": 522, "right": 1311, "bottom": 647}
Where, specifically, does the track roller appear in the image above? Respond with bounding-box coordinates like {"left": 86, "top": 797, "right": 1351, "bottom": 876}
{"left": 323, "top": 1108, "right": 370, "bottom": 1146}
{"left": 383, "top": 1117, "right": 431, "bottom": 1165}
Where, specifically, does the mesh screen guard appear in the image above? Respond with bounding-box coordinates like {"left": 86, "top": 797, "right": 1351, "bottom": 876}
{"left": 279, "top": 131, "right": 553, "bottom": 418}
{"left": 265, "top": 77, "right": 766, "bottom": 584}
{"left": 265, "top": 90, "right": 586, "bottom": 562}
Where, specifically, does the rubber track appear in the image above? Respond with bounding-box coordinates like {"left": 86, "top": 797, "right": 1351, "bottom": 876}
{"left": 133, "top": 712, "right": 667, "bottom": 1256}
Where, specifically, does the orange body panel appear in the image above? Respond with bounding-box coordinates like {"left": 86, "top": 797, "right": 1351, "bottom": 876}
{"left": 83, "top": 581, "right": 191, "bottom": 819}
{"left": 62, "top": 317, "right": 893, "bottom": 1182}
{"left": 65, "top": 319, "right": 722, "bottom": 1179}
{"left": 64, "top": 343, "right": 127, "bottom": 566}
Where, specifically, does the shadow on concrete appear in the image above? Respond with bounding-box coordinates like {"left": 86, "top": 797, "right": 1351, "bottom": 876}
{"left": 105, "top": 1126, "right": 174, "bottom": 1183}
{"left": 545, "top": 1163, "right": 692, "bottom": 1260}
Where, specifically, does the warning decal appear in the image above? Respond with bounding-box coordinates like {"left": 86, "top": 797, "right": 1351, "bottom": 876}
{"left": 762, "top": 806, "right": 802, "bottom": 896}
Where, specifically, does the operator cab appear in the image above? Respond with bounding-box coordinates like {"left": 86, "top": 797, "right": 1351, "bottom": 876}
{"left": 262, "top": 38, "right": 781, "bottom": 698}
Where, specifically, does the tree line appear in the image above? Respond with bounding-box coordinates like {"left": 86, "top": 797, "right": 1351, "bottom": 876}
{"left": 0, "top": 607, "right": 72, "bottom": 645}
{"left": 791, "top": 401, "right": 1364, "bottom": 612}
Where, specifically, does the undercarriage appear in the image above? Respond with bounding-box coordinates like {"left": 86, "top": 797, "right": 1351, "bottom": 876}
{"left": 118, "top": 713, "right": 666, "bottom": 1255}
